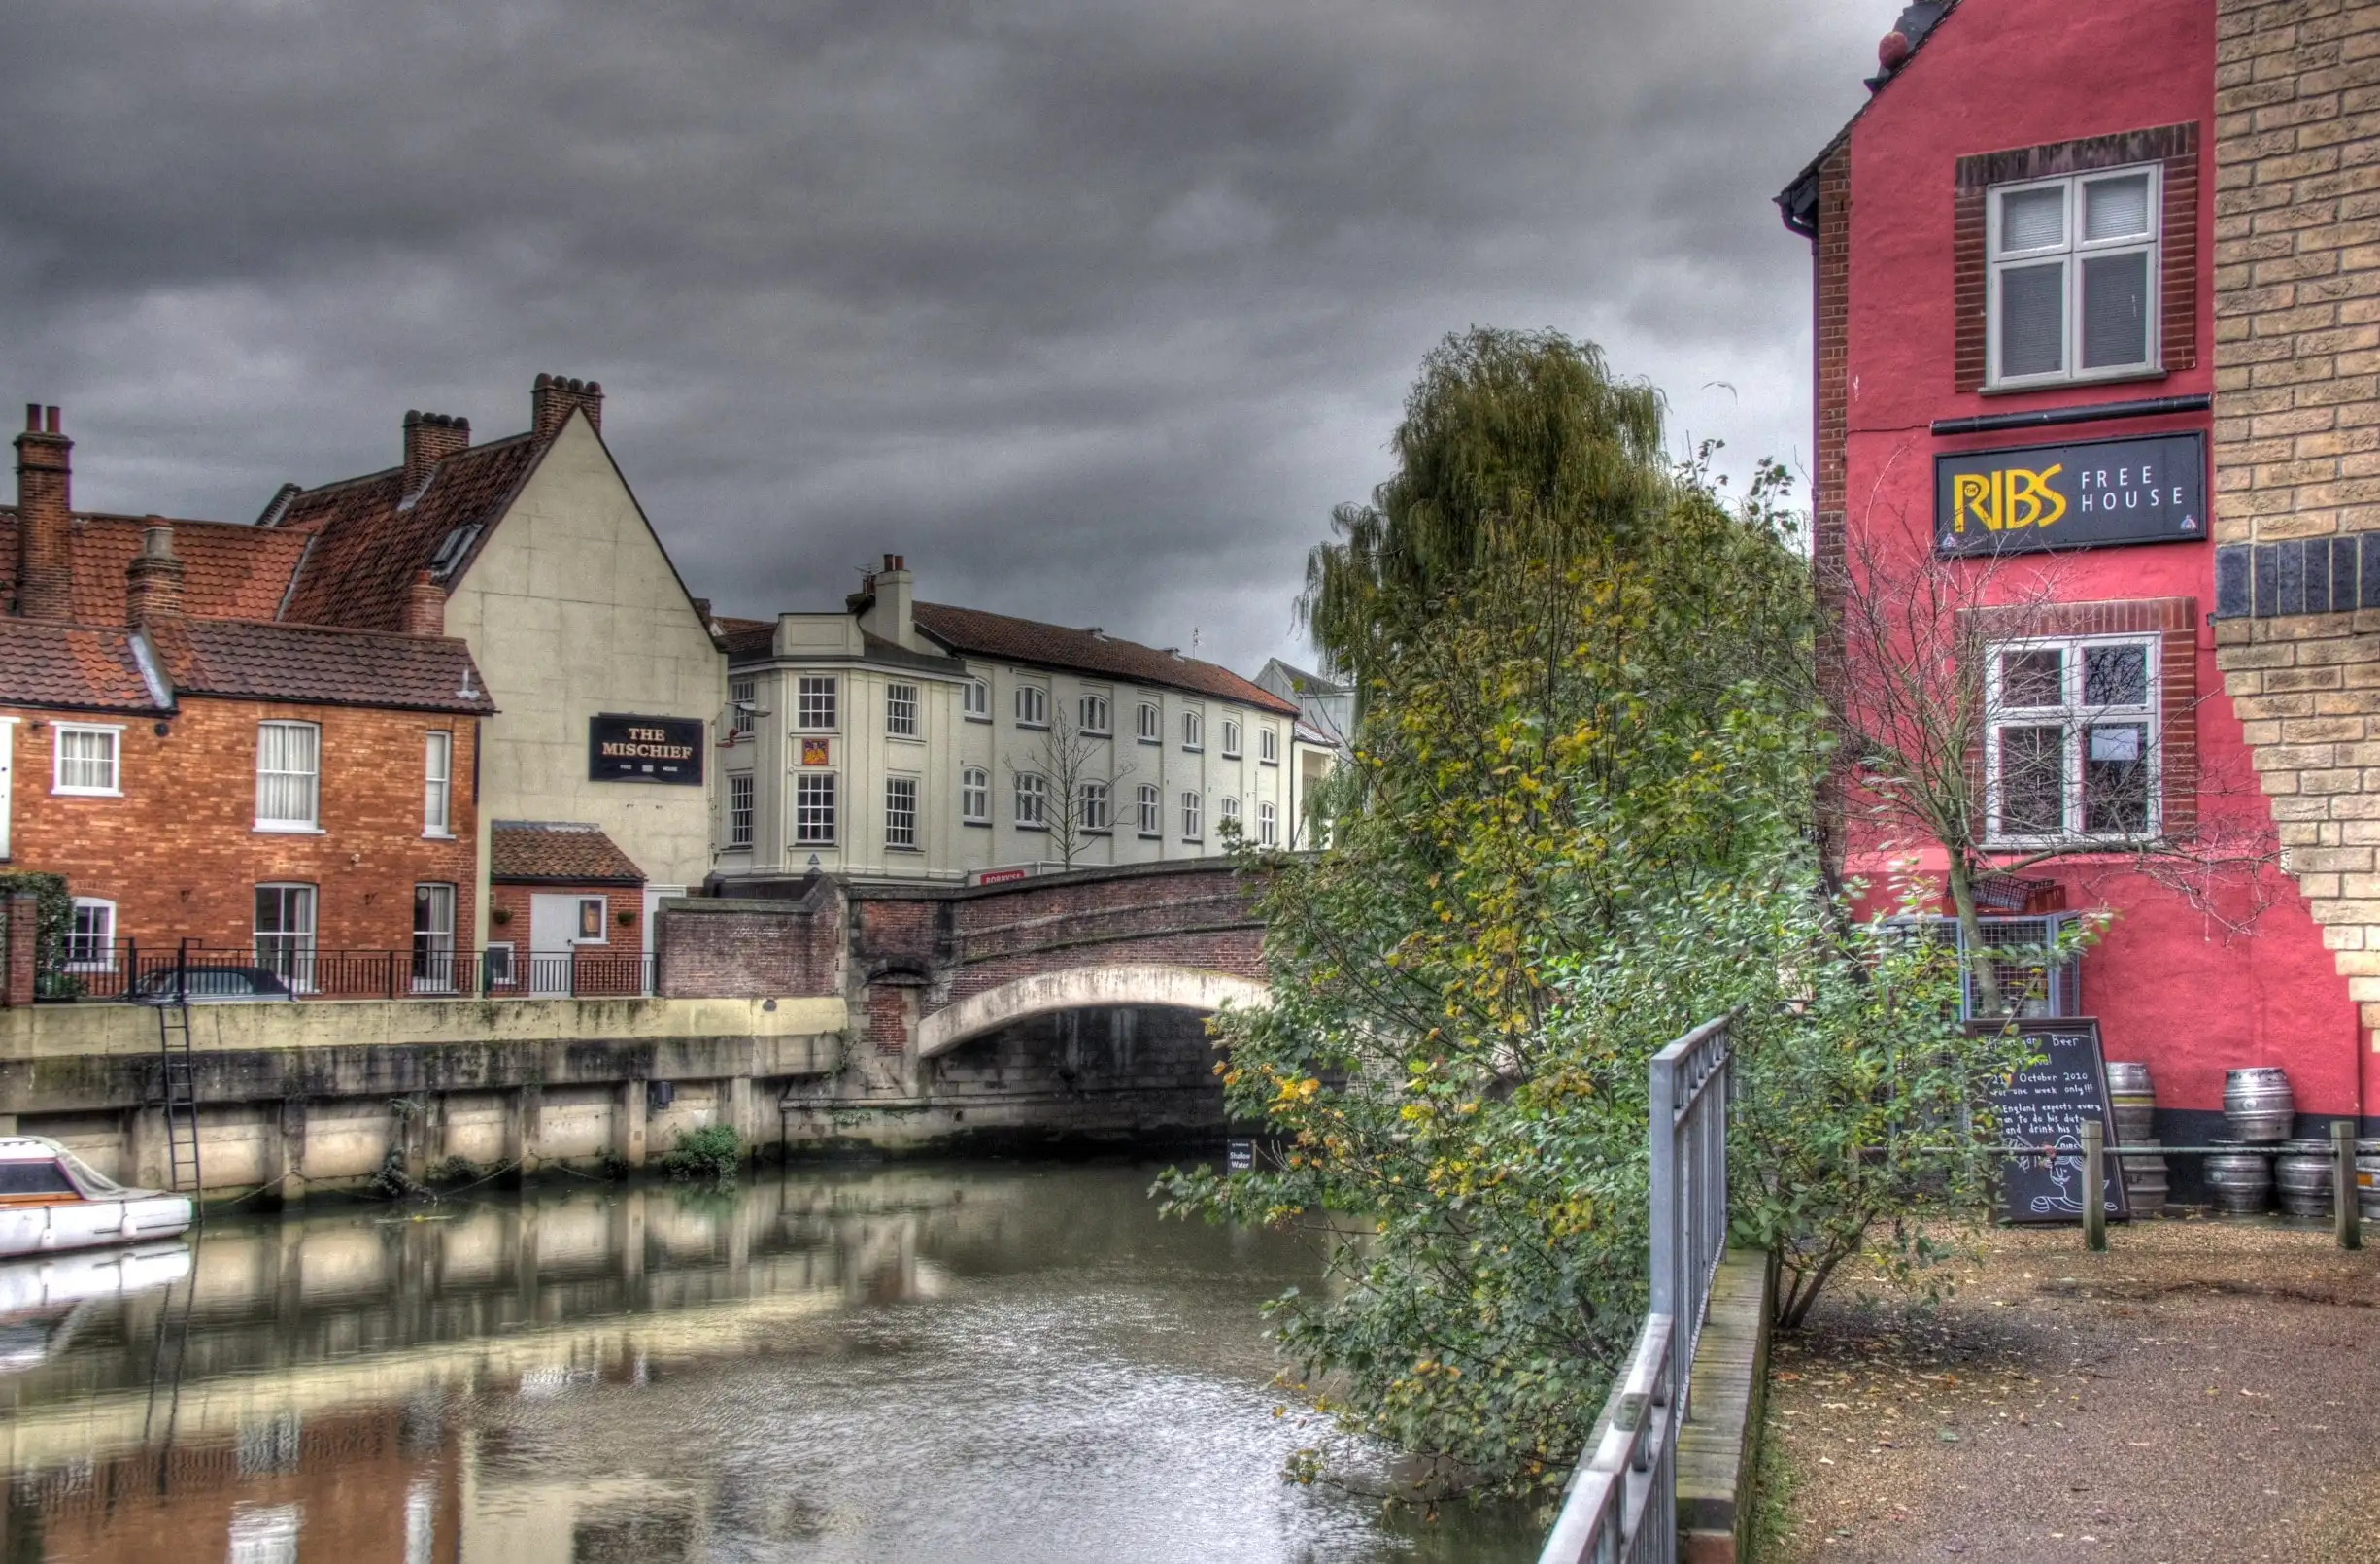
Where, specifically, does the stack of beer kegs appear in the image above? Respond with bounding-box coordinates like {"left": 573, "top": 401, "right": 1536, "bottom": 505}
{"left": 2105, "top": 1062, "right": 2165, "bottom": 1214}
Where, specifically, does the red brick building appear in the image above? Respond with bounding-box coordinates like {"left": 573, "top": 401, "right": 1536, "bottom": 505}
{"left": 2, "top": 405, "right": 494, "bottom": 994}
{"left": 1780, "top": 0, "right": 2380, "bottom": 1145}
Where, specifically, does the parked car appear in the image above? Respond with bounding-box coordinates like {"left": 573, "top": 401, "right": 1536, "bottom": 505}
{"left": 125, "top": 967, "right": 295, "bottom": 1003}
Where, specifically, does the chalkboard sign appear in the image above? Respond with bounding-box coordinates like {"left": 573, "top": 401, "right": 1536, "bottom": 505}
{"left": 1983, "top": 1017, "right": 2130, "bottom": 1225}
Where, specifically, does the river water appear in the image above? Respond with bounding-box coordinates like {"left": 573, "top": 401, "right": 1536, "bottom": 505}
{"left": 0, "top": 1160, "right": 1547, "bottom": 1563}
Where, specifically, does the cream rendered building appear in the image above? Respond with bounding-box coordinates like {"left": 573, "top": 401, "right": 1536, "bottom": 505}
{"left": 268, "top": 376, "right": 726, "bottom": 947}
{"left": 714, "top": 559, "right": 1303, "bottom": 887}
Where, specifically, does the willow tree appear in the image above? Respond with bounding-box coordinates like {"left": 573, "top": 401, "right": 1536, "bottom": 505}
{"left": 1163, "top": 331, "right": 1991, "bottom": 1494}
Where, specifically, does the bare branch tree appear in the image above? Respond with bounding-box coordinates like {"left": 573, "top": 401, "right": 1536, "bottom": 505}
{"left": 1004, "top": 707, "right": 1134, "bottom": 870}
{"left": 1825, "top": 493, "right": 2282, "bottom": 1013}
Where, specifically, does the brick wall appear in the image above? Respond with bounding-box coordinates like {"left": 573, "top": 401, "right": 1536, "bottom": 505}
{"left": 2212, "top": 0, "right": 2380, "bottom": 1038}
{"left": 653, "top": 879, "right": 845, "bottom": 999}
{"left": 4, "top": 699, "right": 477, "bottom": 957}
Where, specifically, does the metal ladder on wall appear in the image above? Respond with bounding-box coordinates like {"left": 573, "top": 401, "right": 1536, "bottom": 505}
{"left": 155, "top": 993, "right": 202, "bottom": 1196}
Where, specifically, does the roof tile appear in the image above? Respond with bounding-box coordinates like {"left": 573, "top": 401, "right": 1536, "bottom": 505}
{"left": 153, "top": 620, "right": 495, "bottom": 715}
{"left": 909, "top": 602, "right": 1300, "bottom": 717}
{"left": 490, "top": 821, "right": 646, "bottom": 884}
{"left": 0, "top": 620, "right": 158, "bottom": 713}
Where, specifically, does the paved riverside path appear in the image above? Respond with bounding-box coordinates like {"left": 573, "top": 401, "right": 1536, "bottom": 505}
{"left": 1762, "top": 1220, "right": 2380, "bottom": 1563}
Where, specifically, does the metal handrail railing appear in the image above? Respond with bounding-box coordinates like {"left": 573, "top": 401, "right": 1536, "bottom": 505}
{"left": 38, "top": 940, "right": 658, "bottom": 1002}
{"left": 1541, "top": 1016, "right": 1732, "bottom": 1564}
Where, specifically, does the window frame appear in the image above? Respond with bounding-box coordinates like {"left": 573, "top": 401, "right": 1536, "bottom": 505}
{"left": 1986, "top": 163, "right": 2162, "bottom": 391}
{"left": 254, "top": 882, "right": 318, "bottom": 991}
{"left": 1137, "top": 783, "right": 1161, "bottom": 837}
{"left": 794, "top": 771, "right": 838, "bottom": 845}
{"left": 728, "top": 675, "right": 757, "bottom": 741}
{"left": 1180, "top": 790, "right": 1204, "bottom": 842}
{"left": 1258, "top": 799, "right": 1278, "bottom": 847}
{"left": 1258, "top": 727, "right": 1279, "bottom": 765}
{"left": 51, "top": 723, "right": 122, "bottom": 797}
{"left": 424, "top": 730, "right": 454, "bottom": 838}
{"left": 66, "top": 898, "right": 116, "bottom": 971}
{"left": 1014, "top": 770, "right": 1049, "bottom": 830}
{"left": 254, "top": 720, "right": 323, "bottom": 833}
{"left": 961, "top": 765, "right": 991, "bottom": 825}
{"left": 727, "top": 771, "right": 756, "bottom": 849}
{"left": 1079, "top": 692, "right": 1111, "bottom": 736}
{"left": 1181, "top": 709, "right": 1204, "bottom": 753}
{"left": 1137, "top": 701, "right": 1162, "bottom": 745}
{"left": 1014, "top": 683, "right": 1050, "bottom": 730}
{"left": 1982, "top": 632, "right": 2162, "bottom": 848}
{"left": 1080, "top": 779, "right": 1110, "bottom": 833}
{"left": 575, "top": 895, "right": 609, "bottom": 945}
{"left": 963, "top": 680, "right": 992, "bottom": 723}
{"left": 796, "top": 675, "right": 839, "bottom": 732}
{"left": 885, "top": 774, "right": 920, "bottom": 850}
{"left": 885, "top": 682, "right": 920, "bottom": 739}
{"left": 1220, "top": 719, "right": 1241, "bottom": 759}
{"left": 412, "top": 882, "right": 458, "bottom": 993}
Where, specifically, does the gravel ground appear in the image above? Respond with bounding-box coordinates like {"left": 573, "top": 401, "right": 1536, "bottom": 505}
{"left": 1763, "top": 1215, "right": 2380, "bottom": 1563}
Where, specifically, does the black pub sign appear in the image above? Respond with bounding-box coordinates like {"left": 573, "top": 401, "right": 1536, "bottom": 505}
{"left": 1935, "top": 431, "right": 2205, "bottom": 557}
{"left": 589, "top": 713, "right": 704, "bottom": 785}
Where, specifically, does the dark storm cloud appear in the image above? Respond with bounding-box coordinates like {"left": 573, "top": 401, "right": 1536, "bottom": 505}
{"left": 0, "top": 0, "right": 1884, "bottom": 671}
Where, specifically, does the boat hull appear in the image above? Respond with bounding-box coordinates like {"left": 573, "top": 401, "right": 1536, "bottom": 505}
{"left": 0, "top": 1194, "right": 193, "bottom": 1258}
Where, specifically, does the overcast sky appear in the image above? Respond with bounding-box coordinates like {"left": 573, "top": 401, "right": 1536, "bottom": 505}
{"left": 2, "top": 0, "right": 1884, "bottom": 676}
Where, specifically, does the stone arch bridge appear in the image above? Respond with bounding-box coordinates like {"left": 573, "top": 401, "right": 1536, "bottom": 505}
{"left": 655, "top": 861, "right": 1272, "bottom": 1148}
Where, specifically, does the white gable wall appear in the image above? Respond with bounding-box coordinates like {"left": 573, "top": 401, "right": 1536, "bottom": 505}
{"left": 445, "top": 413, "right": 725, "bottom": 944}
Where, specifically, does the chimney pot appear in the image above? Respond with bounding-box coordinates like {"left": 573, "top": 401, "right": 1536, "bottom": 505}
{"left": 13, "top": 404, "right": 73, "bottom": 620}
{"left": 403, "top": 570, "right": 446, "bottom": 637}
{"left": 531, "top": 373, "right": 604, "bottom": 439}
{"left": 125, "top": 516, "right": 184, "bottom": 628}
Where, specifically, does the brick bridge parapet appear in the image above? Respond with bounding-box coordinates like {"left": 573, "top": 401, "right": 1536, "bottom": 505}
{"left": 656, "top": 860, "right": 1273, "bottom": 1067}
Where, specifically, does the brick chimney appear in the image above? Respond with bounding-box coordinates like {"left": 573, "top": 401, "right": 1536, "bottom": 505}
{"left": 125, "top": 519, "right": 184, "bottom": 628}
{"left": 14, "top": 404, "right": 72, "bottom": 621}
{"left": 531, "top": 374, "right": 603, "bottom": 440}
{"left": 403, "top": 570, "right": 446, "bottom": 637}
{"left": 402, "top": 410, "right": 470, "bottom": 492}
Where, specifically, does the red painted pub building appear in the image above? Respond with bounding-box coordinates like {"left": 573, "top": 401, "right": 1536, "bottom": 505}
{"left": 1782, "top": 0, "right": 2380, "bottom": 1158}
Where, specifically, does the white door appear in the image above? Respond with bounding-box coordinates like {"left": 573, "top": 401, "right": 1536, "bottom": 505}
{"left": 528, "top": 894, "right": 579, "bottom": 996}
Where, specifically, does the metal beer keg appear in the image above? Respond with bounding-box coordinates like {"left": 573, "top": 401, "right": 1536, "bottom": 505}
{"left": 2223, "top": 1068, "right": 2295, "bottom": 1145}
{"left": 2205, "top": 1140, "right": 2275, "bottom": 1215}
{"left": 2105, "top": 1061, "right": 2157, "bottom": 1145}
{"left": 2274, "top": 1139, "right": 2334, "bottom": 1218}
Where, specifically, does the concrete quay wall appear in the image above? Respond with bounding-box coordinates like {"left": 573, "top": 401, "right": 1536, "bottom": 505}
{"left": 0, "top": 996, "right": 844, "bottom": 1198}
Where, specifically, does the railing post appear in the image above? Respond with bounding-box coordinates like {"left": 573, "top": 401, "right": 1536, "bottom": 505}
{"left": 2081, "top": 1118, "right": 2107, "bottom": 1252}
{"left": 2335, "top": 1119, "right": 2362, "bottom": 1252}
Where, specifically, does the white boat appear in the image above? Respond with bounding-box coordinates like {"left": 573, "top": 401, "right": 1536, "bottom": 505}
{"left": 0, "top": 1136, "right": 193, "bottom": 1257}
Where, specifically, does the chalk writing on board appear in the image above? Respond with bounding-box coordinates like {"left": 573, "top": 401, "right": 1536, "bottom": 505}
{"left": 1986, "top": 1020, "right": 2127, "bottom": 1225}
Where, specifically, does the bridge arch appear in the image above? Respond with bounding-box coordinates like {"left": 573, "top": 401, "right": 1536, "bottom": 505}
{"left": 915, "top": 963, "right": 1270, "bottom": 1058}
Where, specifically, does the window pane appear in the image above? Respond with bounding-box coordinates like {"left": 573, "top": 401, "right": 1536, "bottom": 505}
{"left": 1999, "top": 260, "right": 2065, "bottom": 378}
{"left": 1998, "top": 186, "right": 2066, "bottom": 252}
{"left": 885, "top": 777, "right": 918, "bottom": 847}
{"left": 2084, "top": 723, "right": 2151, "bottom": 834}
{"left": 2083, "top": 644, "right": 2149, "bottom": 706}
{"left": 1999, "top": 649, "right": 2064, "bottom": 708}
{"left": 886, "top": 684, "right": 917, "bottom": 737}
{"left": 1997, "top": 726, "right": 2067, "bottom": 835}
{"left": 2081, "top": 250, "right": 2150, "bottom": 369}
{"left": 729, "top": 774, "right": 755, "bottom": 847}
{"left": 2083, "top": 174, "right": 2152, "bottom": 242}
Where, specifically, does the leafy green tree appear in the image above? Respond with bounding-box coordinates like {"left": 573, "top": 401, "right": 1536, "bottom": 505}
{"left": 1162, "top": 330, "right": 2005, "bottom": 1496}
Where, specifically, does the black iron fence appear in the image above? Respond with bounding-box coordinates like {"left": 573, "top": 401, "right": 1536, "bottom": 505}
{"left": 40, "top": 941, "right": 658, "bottom": 1003}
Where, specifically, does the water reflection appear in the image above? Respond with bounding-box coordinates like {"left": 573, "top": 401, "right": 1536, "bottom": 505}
{"left": 0, "top": 1163, "right": 1542, "bottom": 1563}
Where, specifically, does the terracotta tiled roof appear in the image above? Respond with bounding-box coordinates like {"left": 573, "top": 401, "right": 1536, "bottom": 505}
{"left": 153, "top": 620, "right": 496, "bottom": 714}
{"left": 490, "top": 820, "right": 646, "bottom": 884}
{"left": 0, "top": 511, "right": 311, "bottom": 624}
{"left": 910, "top": 602, "right": 1301, "bottom": 717}
{"left": 717, "top": 617, "right": 775, "bottom": 658}
{"left": 269, "top": 433, "right": 546, "bottom": 631}
{"left": 0, "top": 620, "right": 160, "bottom": 713}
